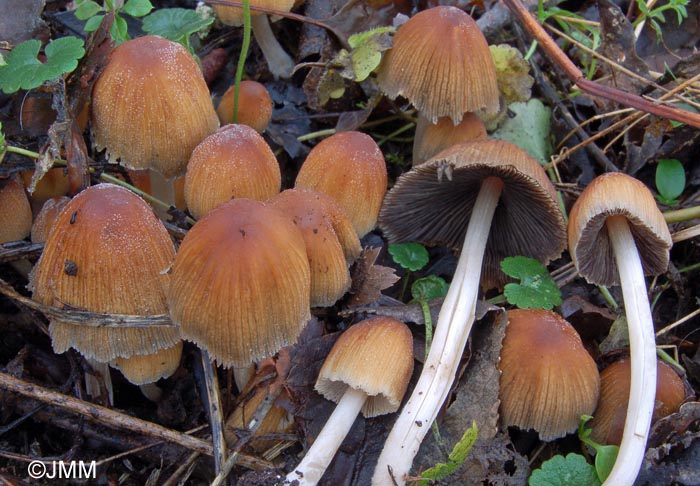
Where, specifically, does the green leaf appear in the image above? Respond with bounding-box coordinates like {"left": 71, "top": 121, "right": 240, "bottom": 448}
{"left": 418, "top": 422, "right": 478, "bottom": 485}
{"left": 655, "top": 158, "right": 685, "bottom": 204}
{"left": 0, "top": 37, "right": 85, "bottom": 94}
{"left": 0, "top": 53, "right": 5, "bottom": 67}
{"left": 142, "top": 8, "right": 214, "bottom": 46}
{"left": 529, "top": 453, "right": 601, "bottom": 486}
{"left": 84, "top": 14, "right": 105, "bottom": 32}
{"left": 74, "top": 0, "right": 103, "bottom": 20}
{"left": 121, "top": 0, "right": 154, "bottom": 17}
{"left": 110, "top": 14, "right": 130, "bottom": 43}
{"left": 334, "top": 26, "right": 394, "bottom": 82}
{"left": 492, "top": 99, "right": 553, "bottom": 165}
{"left": 501, "top": 256, "right": 561, "bottom": 310}
{"left": 578, "top": 416, "right": 618, "bottom": 482}
{"left": 411, "top": 275, "right": 449, "bottom": 302}
{"left": 388, "top": 242, "right": 429, "bottom": 272}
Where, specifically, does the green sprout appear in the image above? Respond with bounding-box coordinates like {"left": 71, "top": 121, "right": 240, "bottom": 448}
{"left": 416, "top": 422, "right": 478, "bottom": 486}
{"left": 634, "top": 0, "right": 688, "bottom": 41}
{"left": 578, "top": 415, "right": 619, "bottom": 482}
{"left": 655, "top": 158, "right": 685, "bottom": 206}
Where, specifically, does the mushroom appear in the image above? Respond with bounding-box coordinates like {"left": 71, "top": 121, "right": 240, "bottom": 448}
{"left": 412, "top": 113, "right": 487, "bottom": 166}
{"left": 499, "top": 309, "right": 600, "bottom": 440}
{"left": 569, "top": 172, "right": 672, "bottom": 485}
{"left": 91, "top": 35, "right": 219, "bottom": 211}
{"left": 0, "top": 177, "right": 32, "bottom": 245}
{"left": 589, "top": 358, "right": 688, "bottom": 446}
{"left": 286, "top": 316, "right": 413, "bottom": 486}
{"left": 184, "top": 124, "right": 281, "bottom": 219}
{"left": 217, "top": 80, "right": 273, "bottom": 131}
{"left": 31, "top": 196, "right": 70, "bottom": 244}
{"left": 295, "top": 131, "right": 387, "bottom": 238}
{"left": 213, "top": 0, "right": 296, "bottom": 79}
{"left": 373, "top": 139, "right": 566, "bottom": 484}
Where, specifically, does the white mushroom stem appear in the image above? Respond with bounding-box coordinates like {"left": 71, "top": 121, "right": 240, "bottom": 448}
{"left": 372, "top": 176, "right": 504, "bottom": 485}
{"left": 602, "top": 215, "right": 657, "bottom": 486}
{"left": 286, "top": 387, "right": 367, "bottom": 486}
{"left": 251, "top": 14, "right": 295, "bottom": 79}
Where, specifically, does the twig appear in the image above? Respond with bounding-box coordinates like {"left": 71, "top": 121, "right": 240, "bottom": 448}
{"left": 201, "top": 350, "right": 226, "bottom": 474}
{"left": 656, "top": 307, "right": 700, "bottom": 337}
{"left": 0, "top": 242, "right": 44, "bottom": 264}
{"left": 161, "top": 451, "right": 201, "bottom": 486}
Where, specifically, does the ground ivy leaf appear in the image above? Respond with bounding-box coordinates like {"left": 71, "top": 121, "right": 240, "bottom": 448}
{"left": 501, "top": 256, "right": 561, "bottom": 310}
{"left": 388, "top": 242, "right": 429, "bottom": 272}
{"left": 121, "top": 0, "right": 154, "bottom": 17}
{"left": 142, "top": 8, "right": 214, "bottom": 44}
{"left": 0, "top": 37, "right": 85, "bottom": 94}
{"left": 411, "top": 275, "right": 449, "bottom": 302}
{"left": 529, "top": 453, "right": 600, "bottom": 486}
{"left": 418, "top": 422, "right": 478, "bottom": 485}
{"left": 74, "top": 0, "right": 103, "bottom": 20}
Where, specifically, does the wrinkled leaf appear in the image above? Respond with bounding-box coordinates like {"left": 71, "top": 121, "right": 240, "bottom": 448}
{"left": 419, "top": 422, "right": 478, "bottom": 485}
{"left": 347, "top": 247, "right": 400, "bottom": 306}
{"left": 492, "top": 99, "right": 552, "bottom": 165}
{"left": 388, "top": 242, "right": 429, "bottom": 272}
{"left": 142, "top": 8, "right": 213, "bottom": 45}
{"left": 529, "top": 453, "right": 600, "bottom": 486}
{"left": 490, "top": 44, "right": 534, "bottom": 103}
{"left": 501, "top": 256, "right": 561, "bottom": 310}
{"left": 411, "top": 275, "right": 449, "bottom": 303}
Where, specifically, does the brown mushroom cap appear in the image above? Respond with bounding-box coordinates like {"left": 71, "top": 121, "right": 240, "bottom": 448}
{"left": 315, "top": 316, "right": 414, "bottom": 418}
{"left": 0, "top": 177, "right": 32, "bottom": 244}
{"left": 21, "top": 168, "right": 70, "bottom": 206}
{"left": 91, "top": 35, "right": 219, "bottom": 179}
{"left": 184, "top": 124, "right": 281, "bottom": 219}
{"left": 379, "top": 139, "right": 566, "bottom": 289}
{"left": 268, "top": 188, "right": 361, "bottom": 307}
{"left": 413, "top": 113, "right": 487, "bottom": 166}
{"left": 168, "top": 198, "right": 311, "bottom": 368}
{"left": 295, "top": 131, "right": 387, "bottom": 238}
{"left": 568, "top": 172, "right": 672, "bottom": 286}
{"left": 111, "top": 341, "right": 183, "bottom": 385}
{"left": 589, "top": 358, "right": 688, "bottom": 445}
{"left": 213, "top": 0, "right": 295, "bottom": 25}
{"left": 377, "top": 6, "right": 499, "bottom": 124}
{"left": 31, "top": 196, "right": 71, "bottom": 244}
{"left": 30, "top": 183, "right": 179, "bottom": 362}
{"left": 217, "top": 80, "right": 273, "bottom": 132}
{"left": 498, "top": 309, "right": 600, "bottom": 440}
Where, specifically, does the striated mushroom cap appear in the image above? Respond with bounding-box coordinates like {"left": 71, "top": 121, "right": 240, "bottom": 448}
{"left": 91, "top": 35, "right": 219, "bottom": 179}
{"left": 498, "top": 309, "right": 600, "bottom": 440}
{"left": 217, "top": 80, "right": 273, "bottom": 132}
{"left": 568, "top": 172, "right": 672, "bottom": 286}
{"left": 380, "top": 139, "right": 566, "bottom": 290}
{"left": 168, "top": 198, "right": 311, "bottom": 368}
{"left": 30, "top": 184, "right": 179, "bottom": 362}
{"left": 31, "top": 196, "right": 71, "bottom": 244}
{"left": 213, "top": 0, "right": 295, "bottom": 25}
{"left": 184, "top": 124, "right": 281, "bottom": 219}
{"left": 295, "top": 131, "right": 387, "bottom": 238}
{"left": 315, "top": 316, "right": 414, "bottom": 418}
{"left": 0, "top": 177, "right": 32, "bottom": 244}
{"left": 413, "top": 113, "right": 487, "bottom": 166}
{"left": 377, "top": 6, "right": 499, "bottom": 124}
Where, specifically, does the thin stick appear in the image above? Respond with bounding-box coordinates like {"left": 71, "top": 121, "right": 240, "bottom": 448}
{"left": 201, "top": 350, "right": 226, "bottom": 474}
{"left": 671, "top": 224, "right": 700, "bottom": 243}
{"left": 656, "top": 307, "right": 700, "bottom": 337}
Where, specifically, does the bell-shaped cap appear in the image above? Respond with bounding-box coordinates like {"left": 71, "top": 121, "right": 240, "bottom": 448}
{"left": 91, "top": 35, "right": 219, "bottom": 179}
{"left": 184, "top": 124, "right": 281, "bottom": 219}
{"left": 30, "top": 184, "right": 179, "bottom": 362}
{"left": 568, "top": 172, "right": 672, "bottom": 286}
{"left": 498, "top": 309, "right": 600, "bottom": 440}
{"left": 377, "top": 6, "right": 499, "bottom": 124}
{"left": 168, "top": 198, "right": 311, "bottom": 368}
{"left": 315, "top": 316, "right": 414, "bottom": 418}
{"left": 31, "top": 196, "right": 70, "bottom": 244}
{"left": 380, "top": 139, "right": 566, "bottom": 289}
{"left": 217, "top": 80, "right": 273, "bottom": 132}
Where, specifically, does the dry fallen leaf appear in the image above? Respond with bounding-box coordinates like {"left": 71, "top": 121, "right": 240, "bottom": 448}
{"left": 346, "top": 246, "right": 400, "bottom": 306}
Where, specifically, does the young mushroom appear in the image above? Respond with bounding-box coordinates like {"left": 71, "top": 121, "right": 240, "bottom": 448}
{"left": 286, "top": 316, "right": 413, "bottom": 486}
{"left": 568, "top": 172, "right": 672, "bottom": 486}
{"left": 373, "top": 139, "right": 566, "bottom": 485}
{"left": 216, "top": 80, "right": 273, "bottom": 131}
{"left": 0, "top": 177, "right": 32, "bottom": 245}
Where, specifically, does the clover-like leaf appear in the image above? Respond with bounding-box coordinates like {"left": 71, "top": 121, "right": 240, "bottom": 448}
{"left": 529, "top": 453, "right": 601, "bottom": 486}
{"left": 411, "top": 275, "right": 449, "bottom": 303}
{"left": 142, "top": 8, "right": 214, "bottom": 46}
{"left": 0, "top": 37, "right": 85, "bottom": 94}
{"left": 388, "top": 242, "right": 429, "bottom": 272}
{"left": 121, "top": 0, "right": 154, "bottom": 17}
{"left": 501, "top": 256, "right": 561, "bottom": 310}
{"left": 84, "top": 13, "right": 105, "bottom": 32}
{"left": 418, "top": 422, "right": 478, "bottom": 485}
{"left": 74, "top": 0, "right": 104, "bottom": 20}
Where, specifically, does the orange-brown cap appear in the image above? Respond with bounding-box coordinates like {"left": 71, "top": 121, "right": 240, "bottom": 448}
{"left": 184, "top": 124, "right": 281, "bottom": 219}
{"left": 31, "top": 196, "right": 70, "bottom": 244}
{"left": 315, "top": 316, "right": 414, "bottom": 417}
{"left": 498, "top": 309, "right": 600, "bottom": 440}
{"left": 168, "top": 198, "right": 311, "bottom": 368}
{"left": 295, "top": 131, "right": 387, "bottom": 238}
{"left": 568, "top": 172, "right": 672, "bottom": 286}
{"left": 30, "top": 183, "right": 179, "bottom": 362}
{"left": 21, "top": 168, "right": 70, "bottom": 206}
{"left": 0, "top": 177, "right": 32, "bottom": 244}
{"left": 377, "top": 6, "right": 499, "bottom": 124}
{"left": 588, "top": 358, "right": 688, "bottom": 445}
{"left": 91, "top": 35, "right": 219, "bottom": 179}
{"left": 380, "top": 139, "right": 566, "bottom": 289}
{"left": 111, "top": 341, "right": 183, "bottom": 385}
{"left": 213, "top": 0, "right": 295, "bottom": 25}
{"left": 217, "top": 80, "right": 273, "bottom": 132}
{"left": 413, "top": 113, "right": 487, "bottom": 166}
{"left": 269, "top": 188, "right": 361, "bottom": 307}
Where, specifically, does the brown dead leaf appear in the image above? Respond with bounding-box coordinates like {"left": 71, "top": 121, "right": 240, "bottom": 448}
{"left": 648, "top": 401, "right": 700, "bottom": 449}
{"left": 346, "top": 247, "right": 400, "bottom": 306}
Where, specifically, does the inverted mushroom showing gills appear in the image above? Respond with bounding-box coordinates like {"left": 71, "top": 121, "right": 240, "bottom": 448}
{"left": 568, "top": 172, "right": 672, "bottom": 486}
{"left": 286, "top": 317, "right": 413, "bottom": 486}
{"left": 373, "top": 139, "right": 566, "bottom": 485}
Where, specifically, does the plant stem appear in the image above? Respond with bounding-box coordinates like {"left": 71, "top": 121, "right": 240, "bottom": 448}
{"left": 663, "top": 205, "right": 700, "bottom": 223}
{"left": 297, "top": 128, "right": 337, "bottom": 142}
{"left": 232, "top": 0, "right": 252, "bottom": 124}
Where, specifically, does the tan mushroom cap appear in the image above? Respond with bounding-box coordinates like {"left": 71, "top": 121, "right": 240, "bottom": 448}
{"left": 30, "top": 183, "right": 179, "bottom": 362}
{"left": 315, "top": 316, "right": 414, "bottom": 418}
{"left": 31, "top": 196, "right": 71, "bottom": 244}
{"left": 0, "top": 177, "right": 32, "bottom": 244}
{"left": 91, "top": 35, "right": 219, "bottom": 179}
{"left": 213, "top": 0, "right": 295, "bottom": 25}
{"left": 168, "top": 198, "right": 311, "bottom": 368}
{"left": 269, "top": 188, "right": 361, "bottom": 307}
{"left": 380, "top": 139, "right": 566, "bottom": 290}
{"left": 568, "top": 172, "right": 672, "bottom": 286}
{"left": 588, "top": 358, "right": 688, "bottom": 445}
{"left": 217, "top": 80, "right": 273, "bottom": 132}
{"left": 111, "top": 341, "right": 183, "bottom": 386}
{"left": 184, "top": 124, "right": 281, "bottom": 219}
{"left": 295, "top": 131, "right": 387, "bottom": 238}
{"left": 413, "top": 113, "right": 487, "bottom": 166}
{"left": 498, "top": 309, "right": 600, "bottom": 441}
{"left": 377, "top": 6, "right": 499, "bottom": 124}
